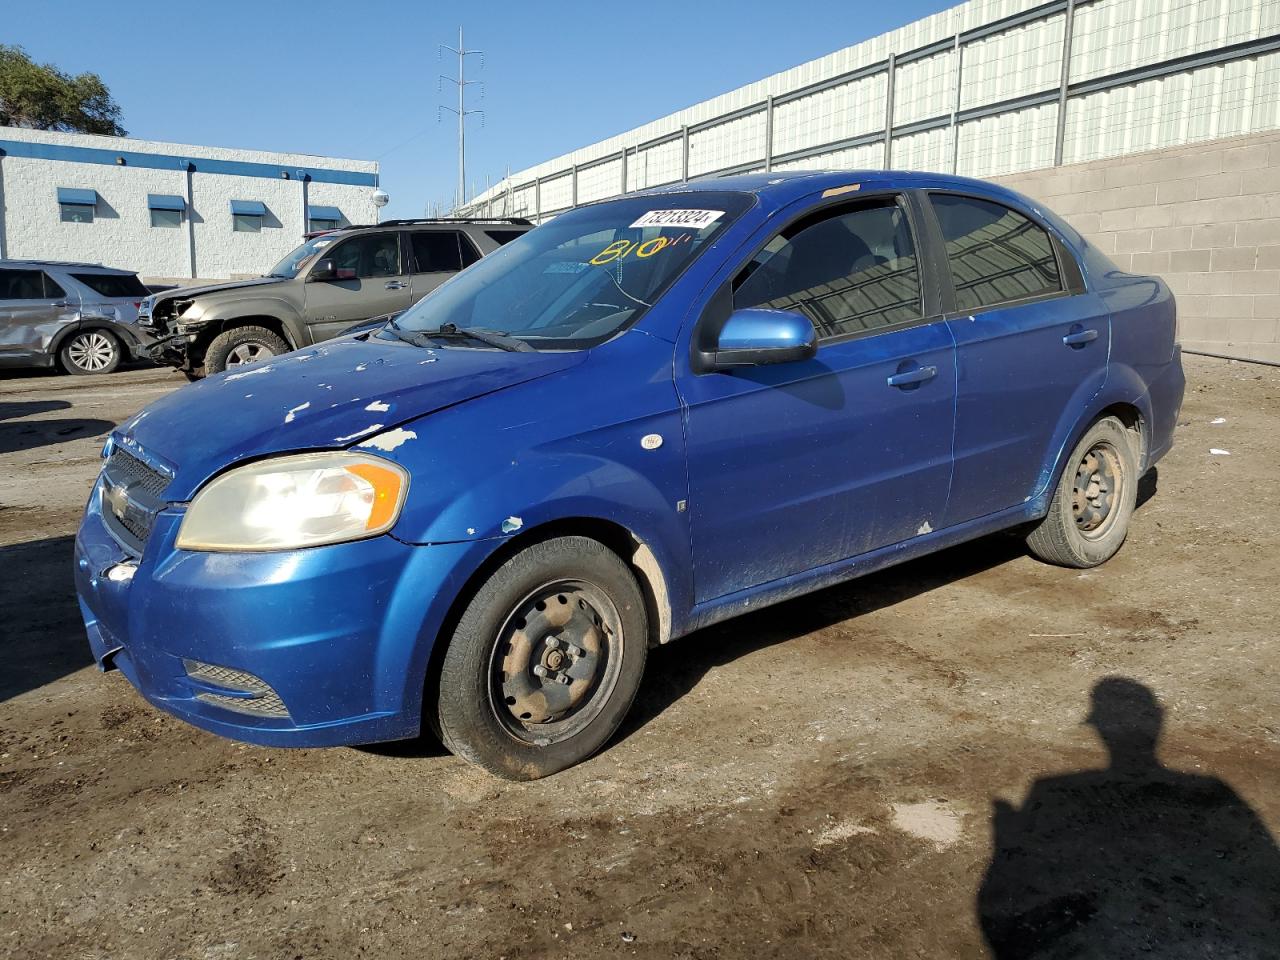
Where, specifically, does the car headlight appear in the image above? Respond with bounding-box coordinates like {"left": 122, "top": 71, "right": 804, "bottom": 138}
{"left": 176, "top": 452, "right": 409, "bottom": 552}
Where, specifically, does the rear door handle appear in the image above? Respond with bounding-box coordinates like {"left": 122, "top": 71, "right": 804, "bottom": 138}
{"left": 384, "top": 280, "right": 407, "bottom": 290}
{"left": 886, "top": 364, "right": 938, "bottom": 388}
{"left": 1062, "top": 328, "right": 1099, "bottom": 346}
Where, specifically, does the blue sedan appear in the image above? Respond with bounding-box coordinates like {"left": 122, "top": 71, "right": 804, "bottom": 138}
{"left": 74, "top": 171, "right": 1184, "bottom": 779}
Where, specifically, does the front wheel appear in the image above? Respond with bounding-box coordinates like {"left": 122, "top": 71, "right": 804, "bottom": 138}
{"left": 435, "top": 536, "right": 649, "bottom": 780}
{"left": 60, "top": 329, "right": 121, "bottom": 375}
{"left": 203, "top": 325, "right": 289, "bottom": 376}
{"left": 1026, "top": 416, "right": 1139, "bottom": 568}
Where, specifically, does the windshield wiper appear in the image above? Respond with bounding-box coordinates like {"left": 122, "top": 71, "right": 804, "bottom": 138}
{"left": 426, "top": 323, "right": 536, "bottom": 352}
{"left": 382, "top": 316, "right": 435, "bottom": 347}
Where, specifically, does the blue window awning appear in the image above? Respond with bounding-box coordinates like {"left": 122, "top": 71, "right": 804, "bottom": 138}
{"left": 307, "top": 205, "right": 342, "bottom": 221}
{"left": 229, "top": 199, "right": 267, "bottom": 216}
{"left": 57, "top": 187, "right": 98, "bottom": 206}
{"left": 148, "top": 193, "right": 186, "bottom": 211}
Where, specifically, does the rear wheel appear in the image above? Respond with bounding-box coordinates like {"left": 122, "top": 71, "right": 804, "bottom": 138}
{"left": 203, "top": 325, "right": 289, "bottom": 376}
{"left": 435, "top": 536, "right": 649, "bottom": 780}
{"left": 60, "top": 329, "right": 121, "bottom": 375}
{"left": 1026, "top": 416, "right": 1138, "bottom": 568}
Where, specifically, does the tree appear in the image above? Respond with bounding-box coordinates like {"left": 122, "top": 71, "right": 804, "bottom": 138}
{"left": 0, "top": 45, "right": 125, "bottom": 136}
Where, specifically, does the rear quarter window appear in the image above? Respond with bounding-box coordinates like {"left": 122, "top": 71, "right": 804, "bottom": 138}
{"left": 930, "top": 194, "right": 1062, "bottom": 312}
{"left": 485, "top": 229, "right": 528, "bottom": 246}
{"left": 71, "top": 273, "right": 149, "bottom": 298}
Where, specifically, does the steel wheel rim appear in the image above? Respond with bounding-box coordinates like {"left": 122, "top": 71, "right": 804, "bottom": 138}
{"left": 68, "top": 332, "right": 115, "bottom": 371}
{"left": 488, "top": 579, "right": 624, "bottom": 744}
{"left": 227, "top": 342, "right": 271, "bottom": 366}
{"left": 1072, "top": 440, "right": 1124, "bottom": 540}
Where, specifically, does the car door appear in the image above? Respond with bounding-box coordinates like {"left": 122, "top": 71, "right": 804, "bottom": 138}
{"left": 302, "top": 231, "right": 412, "bottom": 342}
{"left": 924, "top": 192, "right": 1110, "bottom": 527}
{"left": 407, "top": 230, "right": 481, "bottom": 302}
{"left": 677, "top": 194, "right": 957, "bottom": 604}
{"left": 0, "top": 268, "right": 80, "bottom": 364}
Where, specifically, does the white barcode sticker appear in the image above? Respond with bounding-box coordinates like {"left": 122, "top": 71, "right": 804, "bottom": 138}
{"left": 629, "top": 209, "right": 724, "bottom": 230}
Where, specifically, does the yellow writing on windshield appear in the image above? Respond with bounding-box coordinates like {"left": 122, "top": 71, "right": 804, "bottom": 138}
{"left": 588, "top": 232, "right": 691, "bottom": 266}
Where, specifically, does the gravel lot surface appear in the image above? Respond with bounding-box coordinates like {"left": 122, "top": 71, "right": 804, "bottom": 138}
{"left": 2, "top": 356, "right": 1278, "bottom": 959}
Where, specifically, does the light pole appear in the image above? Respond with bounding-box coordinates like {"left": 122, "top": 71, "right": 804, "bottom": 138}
{"left": 439, "top": 26, "right": 484, "bottom": 210}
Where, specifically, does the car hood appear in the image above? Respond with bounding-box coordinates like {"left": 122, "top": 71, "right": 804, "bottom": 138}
{"left": 154, "top": 276, "right": 286, "bottom": 305}
{"left": 114, "top": 336, "right": 586, "bottom": 500}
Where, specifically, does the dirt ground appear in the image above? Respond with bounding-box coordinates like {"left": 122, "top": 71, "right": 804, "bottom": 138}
{"left": 1, "top": 355, "right": 1278, "bottom": 960}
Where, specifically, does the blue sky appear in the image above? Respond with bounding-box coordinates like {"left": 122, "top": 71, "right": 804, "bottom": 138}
{"left": 9, "top": 0, "right": 954, "bottom": 219}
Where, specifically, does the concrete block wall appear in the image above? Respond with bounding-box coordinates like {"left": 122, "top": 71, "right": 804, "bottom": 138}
{"left": 997, "top": 129, "right": 1280, "bottom": 364}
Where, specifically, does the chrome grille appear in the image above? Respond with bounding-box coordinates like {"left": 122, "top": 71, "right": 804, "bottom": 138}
{"left": 100, "top": 447, "right": 171, "bottom": 554}
{"left": 183, "top": 659, "right": 290, "bottom": 719}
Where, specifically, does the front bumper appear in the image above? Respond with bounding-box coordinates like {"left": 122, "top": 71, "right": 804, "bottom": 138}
{"left": 74, "top": 477, "right": 476, "bottom": 747}
{"left": 141, "top": 329, "right": 190, "bottom": 366}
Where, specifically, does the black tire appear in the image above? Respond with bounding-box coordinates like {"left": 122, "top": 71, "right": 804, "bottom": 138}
{"left": 59, "top": 329, "right": 122, "bottom": 375}
{"left": 435, "top": 536, "right": 649, "bottom": 780}
{"left": 1026, "top": 416, "right": 1139, "bottom": 568}
{"left": 203, "top": 325, "right": 289, "bottom": 376}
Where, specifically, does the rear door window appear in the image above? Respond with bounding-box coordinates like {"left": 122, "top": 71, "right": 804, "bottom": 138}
{"left": 71, "top": 273, "right": 149, "bottom": 298}
{"left": 930, "top": 194, "right": 1062, "bottom": 312}
{"left": 0, "top": 269, "right": 64, "bottom": 300}
{"left": 411, "top": 231, "right": 480, "bottom": 273}
{"left": 734, "top": 198, "right": 923, "bottom": 340}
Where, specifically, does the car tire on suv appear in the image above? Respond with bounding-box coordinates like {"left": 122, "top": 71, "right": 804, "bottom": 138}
{"left": 203, "top": 326, "right": 290, "bottom": 376}
{"left": 60, "top": 329, "right": 122, "bottom": 375}
{"left": 435, "top": 536, "right": 649, "bottom": 780}
{"left": 1026, "top": 416, "right": 1139, "bottom": 568}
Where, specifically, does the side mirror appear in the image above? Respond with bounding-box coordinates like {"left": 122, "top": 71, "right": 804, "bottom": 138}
{"left": 710, "top": 308, "right": 817, "bottom": 370}
{"left": 309, "top": 259, "right": 337, "bottom": 282}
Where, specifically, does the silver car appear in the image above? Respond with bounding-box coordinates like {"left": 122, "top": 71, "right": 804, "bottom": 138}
{"left": 0, "top": 260, "right": 155, "bottom": 375}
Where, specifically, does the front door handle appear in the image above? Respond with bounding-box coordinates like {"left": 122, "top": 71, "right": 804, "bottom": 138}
{"left": 384, "top": 280, "right": 407, "bottom": 290}
{"left": 1062, "top": 328, "right": 1099, "bottom": 346}
{"left": 886, "top": 364, "right": 938, "bottom": 388}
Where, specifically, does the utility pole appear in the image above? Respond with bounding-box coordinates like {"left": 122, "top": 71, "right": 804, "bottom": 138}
{"left": 439, "top": 26, "right": 483, "bottom": 210}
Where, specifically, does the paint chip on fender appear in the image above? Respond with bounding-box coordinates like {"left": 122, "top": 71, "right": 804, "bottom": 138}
{"left": 358, "top": 428, "right": 417, "bottom": 452}
{"left": 333, "top": 424, "right": 383, "bottom": 443}
{"left": 917, "top": 520, "right": 933, "bottom": 535}
{"left": 501, "top": 516, "right": 523, "bottom": 533}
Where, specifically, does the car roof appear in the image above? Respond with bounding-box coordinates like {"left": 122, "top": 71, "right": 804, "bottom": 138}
{"left": 634, "top": 168, "right": 1031, "bottom": 208}
{"left": 0, "top": 259, "right": 135, "bottom": 274}
{"left": 324, "top": 218, "right": 533, "bottom": 237}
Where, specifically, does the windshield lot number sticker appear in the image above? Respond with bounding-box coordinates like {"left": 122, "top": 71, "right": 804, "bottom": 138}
{"left": 630, "top": 209, "right": 724, "bottom": 230}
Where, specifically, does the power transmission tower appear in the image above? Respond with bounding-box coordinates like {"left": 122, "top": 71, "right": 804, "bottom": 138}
{"left": 439, "top": 27, "right": 484, "bottom": 210}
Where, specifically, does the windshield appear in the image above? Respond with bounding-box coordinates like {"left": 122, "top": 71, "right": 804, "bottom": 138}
{"left": 268, "top": 234, "right": 340, "bottom": 279}
{"left": 391, "top": 191, "right": 754, "bottom": 348}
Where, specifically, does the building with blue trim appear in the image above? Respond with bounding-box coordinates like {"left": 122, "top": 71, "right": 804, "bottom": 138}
{"left": 0, "top": 127, "right": 381, "bottom": 281}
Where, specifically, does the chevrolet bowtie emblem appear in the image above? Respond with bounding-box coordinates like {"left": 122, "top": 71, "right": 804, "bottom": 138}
{"left": 104, "top": 479, "right": 131, "bottom": 520}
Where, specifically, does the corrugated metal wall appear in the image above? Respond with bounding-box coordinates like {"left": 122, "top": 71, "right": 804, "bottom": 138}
{"left": 464, "top": 0, "right": 1280, "bottom": 221}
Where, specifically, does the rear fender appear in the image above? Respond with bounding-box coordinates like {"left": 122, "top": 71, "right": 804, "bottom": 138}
{"left": 48, "top": 318, "right": 142, "bottom": 357}
{"left": 1029, "top": 362, "right": 1153, "bottom": 513}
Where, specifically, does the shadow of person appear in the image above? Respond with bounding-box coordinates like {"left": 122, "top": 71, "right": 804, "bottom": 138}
{"left": 979, "top": 678, "right": 1280, "bottom": 958}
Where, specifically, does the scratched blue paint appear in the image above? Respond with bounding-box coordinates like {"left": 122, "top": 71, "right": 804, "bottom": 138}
{"left": 73, "top": 170, "right": 1185, "bottom": 748}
